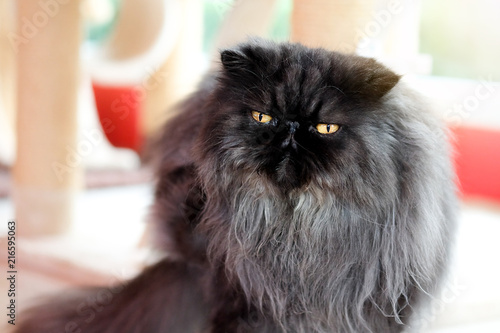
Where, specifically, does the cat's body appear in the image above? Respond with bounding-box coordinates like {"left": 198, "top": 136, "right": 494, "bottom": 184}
{"left": 16, "top": 40, "right": 456, "bottom": 333}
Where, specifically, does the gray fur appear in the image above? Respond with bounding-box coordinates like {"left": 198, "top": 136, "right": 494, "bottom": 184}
{"left": 197, "top": 79, "right": 457, "bottom": 332}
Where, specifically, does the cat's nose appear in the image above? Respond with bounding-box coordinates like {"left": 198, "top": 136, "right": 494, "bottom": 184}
{"left": 287, "top": 121, "right": 300, "bottom": 134}
{"left": 282, "top": 121, "right": 299, "bottom": 150}
{"left": 281, "top": 135, "right": 297, "bottom": 150}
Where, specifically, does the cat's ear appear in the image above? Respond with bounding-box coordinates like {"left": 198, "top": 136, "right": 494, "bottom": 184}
{"left": 220, "top": 49, "right": 250, "bottom": 72}
{"left": 363, "top": 58, "right": 401, "bottom": 98}
{"left": 346, "top": 57, "right": 401, "bottom": 100}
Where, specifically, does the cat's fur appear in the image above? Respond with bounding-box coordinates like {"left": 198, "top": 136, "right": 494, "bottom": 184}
{"left": 16, "top": 40, "right": 456, "bottom": 333}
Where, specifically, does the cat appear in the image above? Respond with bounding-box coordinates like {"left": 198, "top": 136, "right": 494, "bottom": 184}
{"left": 15, "top": 39, "right": 457, "bottom": 333}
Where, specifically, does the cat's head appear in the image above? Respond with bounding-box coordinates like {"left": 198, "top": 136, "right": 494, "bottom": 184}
{"left": 197, "top": 40, "right": 402, "bottom": 200}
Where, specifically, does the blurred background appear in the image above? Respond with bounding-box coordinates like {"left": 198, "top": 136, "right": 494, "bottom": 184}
{"left": 0, "top": 0, "right": 499, "bottom": 332}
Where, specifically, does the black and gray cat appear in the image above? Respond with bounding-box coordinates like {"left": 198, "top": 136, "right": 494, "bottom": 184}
{"left": 16, "top": 40, "right": 456, "bottom": 333}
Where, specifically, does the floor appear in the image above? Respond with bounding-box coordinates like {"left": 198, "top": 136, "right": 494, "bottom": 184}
{"left": 426, "top": 202, "right": 500, "bottom": 332}
{"left": 1, "top": 184, "right": 499, "bottom": 332}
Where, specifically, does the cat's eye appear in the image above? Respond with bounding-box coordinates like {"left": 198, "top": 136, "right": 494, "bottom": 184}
{"left": 252, "top": 111, "right": 273, "bottom": 123}
{"left": 316, "top": 123, "right": 340, "bottom": 134}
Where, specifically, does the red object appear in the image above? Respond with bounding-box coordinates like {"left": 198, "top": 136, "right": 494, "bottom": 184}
{"left": 92, "top": 82, "right": 144, "bottom": 152}
{"left": 451, "top": 125, "right": 500, "bottom": 203}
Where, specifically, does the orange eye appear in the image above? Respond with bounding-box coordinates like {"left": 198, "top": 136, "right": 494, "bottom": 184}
{"left": 316, "top": 123, "right": 340, "bottom": 134}
{"left": 252, "top": 111, "right": 272, "bottom": 123}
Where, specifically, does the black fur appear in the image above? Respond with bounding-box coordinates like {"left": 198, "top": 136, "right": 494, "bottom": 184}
{"left": 16, "top": 40, "right": 456, "bottom": 333}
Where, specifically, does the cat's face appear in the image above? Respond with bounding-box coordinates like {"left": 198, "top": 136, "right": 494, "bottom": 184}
{"left": 199, "top": 41, "right": 401, "bottom": 197}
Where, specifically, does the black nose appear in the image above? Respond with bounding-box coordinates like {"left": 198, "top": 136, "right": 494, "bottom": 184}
{"left": 287, "top": 121, "right": 300, "bottom": 134}
{"left": 281, "top": 121, "right": 299, "bottom": 150}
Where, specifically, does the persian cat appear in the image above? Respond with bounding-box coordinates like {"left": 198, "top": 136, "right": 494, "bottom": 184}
{"left": 16, "top": 40, "right": 456, "bottom": 333}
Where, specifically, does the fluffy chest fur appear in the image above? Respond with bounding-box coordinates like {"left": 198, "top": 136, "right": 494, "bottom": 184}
{"left": 200, "top": 172, "right": 422, "bottom": 333}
